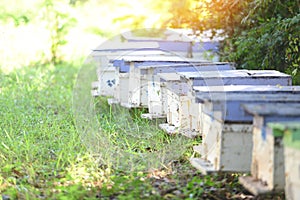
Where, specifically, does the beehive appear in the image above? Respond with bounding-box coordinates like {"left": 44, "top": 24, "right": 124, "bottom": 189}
{"left": 161, "top": 70, "right": 292, "bottom": 134}
{"left": 110, "top": 55, "right": 208, "bottom": 107}
{"left": 121, "top": 30, "right": 221, "bottom": 60}
{"left": 191, "top": 93, "right": 300, "bottom": 174}
{"left": 128, "top": 62, "right": 234, "bottom": 113}
{"left": 191, "top": 85, "right": 300, "bottom": 134}
{"left": 91, "top": 42, "right": 160, "bottom": 96}
{"left": 239, "top": 104, "right": 300, "bottom": 195}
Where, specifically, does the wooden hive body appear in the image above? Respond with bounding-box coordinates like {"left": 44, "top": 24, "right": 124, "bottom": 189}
{"left": 191, "top": 85, "right": 300, "bottom": 134}
{"left": 91, "top": 42, "right": 160, "bottom": 96}
{"left": 191, "top": 93, "right": 300, "bottom": 174}
{"left": 121, "top": 30, "right": 221, "bottom": 60}
{"left": 163, "top": 70, "right": 292, "bottom": 134}
{"left": 111, "top": 55, "right": 206, "bottom": 106}
{"left": 239, "top": 104, "right": 300, "bottom": 195}
{"left": 140, "top": 63, "right": 234, "bottom": 118}
{"left": 110, "top": 53, "right": 175, "bottom": 105}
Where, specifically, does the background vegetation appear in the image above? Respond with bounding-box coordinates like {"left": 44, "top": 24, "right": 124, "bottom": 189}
{"left": 1, "top": 0, "right": 298, "bottom": 82}
{"left": 165, "top": 0, "right": 300, "bottom": 84}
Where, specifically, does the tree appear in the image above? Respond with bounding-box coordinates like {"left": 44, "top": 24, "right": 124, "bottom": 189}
{"left": 164, "top": 0, "right": 300, "bottom": 84}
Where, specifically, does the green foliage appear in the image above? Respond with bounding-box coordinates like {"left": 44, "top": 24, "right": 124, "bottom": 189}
{"left": 85, "top": 26, "right": 113, "bottom": 37}
{"left": 91, "top": 95, "right": 190, "bottom": 172}
{"left": 226, "top": 1, "right": 300, "bottom": 84}
{"left": 165, "top": 0, "right": 251, "bottom": 37}
{"left": 0, "top": 1, "right": 34, "bottom": 26}
{"left": 0, "top": 13, "right": 30, "bottom": 26}
{"left": 100, "top": 173, "right": 157, "bottom": 199}
{"left": 0, "top": 61, "right": 102, "bottom": 199}
{"left": 41, "top": 0, "right": 77, "bottom": 64}
{"left": 165, "top": 0, "right": 300, "bottom": 84}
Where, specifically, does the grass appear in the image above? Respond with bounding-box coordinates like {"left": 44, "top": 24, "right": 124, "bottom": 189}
{"left": 0, "top": 61, "right": 285, "bottom": 199}
{"left": 0, "top": 61, "right": 104, "bottom": 199}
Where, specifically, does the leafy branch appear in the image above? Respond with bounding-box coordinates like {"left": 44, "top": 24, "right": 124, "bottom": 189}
{"left": 41, "top": 0, "right": 77, "bottom": 64}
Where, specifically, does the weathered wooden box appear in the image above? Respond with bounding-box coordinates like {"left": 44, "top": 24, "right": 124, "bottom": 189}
{"left": 128, "top": 60, "right": 220, "bottom": 108}
{"left": 191, "top": 93, "right": 300, "bottom": 174}
{"left": 109, "top": 53, "right": 176, "bottom": 105}
{"left": 179, "top": 70, "right": 292, "bottom": 87}
{"left": 110, "top": 55, "right": 209, "bottom": 107}
{"left": 133, "top": 62, "right": 234, "bottom": 117}
{"left": 122, "top": 31, "right": 194, "bottom": 58}
{"left": 282, "top": 123, "right": 300, "bottom": 200}
{"left": 91, "top": 42, "right": 160, "bottom": 97}
{"left": 162, "top": 70, "right": 292, "bottom": 133}
{"left": 192, "top": 85, "right": 300, "bottom": 134}
{"left": 94, "top": 63, "right": 116, "bottom": 97}
{"left": 121, "top": 30, "right": 222, "bottom": 61}
{"left": 239, "top": 104, "right": 300, "bottom": 195}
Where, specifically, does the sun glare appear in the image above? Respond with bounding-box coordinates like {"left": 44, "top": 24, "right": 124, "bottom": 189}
{"left": 0, "top": 0, "right": 210, "bottom": 71}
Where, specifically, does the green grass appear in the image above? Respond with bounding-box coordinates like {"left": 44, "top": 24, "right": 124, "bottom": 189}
{"left": 0, "top": 62, "right": 285, "bottom": 199}
{"left": 0, "top": 62, "right": 106, "bottom": 199}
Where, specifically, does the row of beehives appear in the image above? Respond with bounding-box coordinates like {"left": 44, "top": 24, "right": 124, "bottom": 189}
{"left": 91, "top": 45, "right": 300, "bottom": 199}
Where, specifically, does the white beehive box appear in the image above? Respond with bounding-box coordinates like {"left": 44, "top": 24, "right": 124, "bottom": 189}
{"left": 108, "top": 51, "right": 176, "bottom": 105}
{"left": 161, "top": 70, "right": 292, "bottom": 134}
{"left": 134, "top": 60, "right": 235, "bottom": 119}
{"left": 95, "top": 63, "right": 117, "bottom": 97}
{"left": 127, "top": 63, "right": 149, "bottom": 108}
{"left": 111, "top": 55, "right": 209, "bottom": 107}
{"left": 91, "top": 42, "right": 160, "bottom": 97}
{"left": 143, "top": 62, "right": 235, "bottom": 118}
{"left": 191, "top": 115, "right": 253, "bottom": 173}
{"left": 192, "top": 85, "right": 300, "bottom": 135}
{"left": 239, "top": 105, "right": 300, "bottom": 196}
{"left": 121, "top": 29, "right": 224, "bottom": 61}
{"left": 283, "top": 123, "right": 300, "bottom": 200}
{"left": 191, "top": 93, "right": 300, "bottom": 174}
{"left": 121, "top": 30, "right": 194, "bottom": 58}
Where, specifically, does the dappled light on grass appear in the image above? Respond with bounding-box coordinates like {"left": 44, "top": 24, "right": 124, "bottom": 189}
{"left": 0, "top": 61, "right": 107, "bottom": 199}
{"left": 147, "top": 167, "right": 173, "bottom": 180}
{"left": 60, "top": 154, "right": 111, "bottom": 189}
